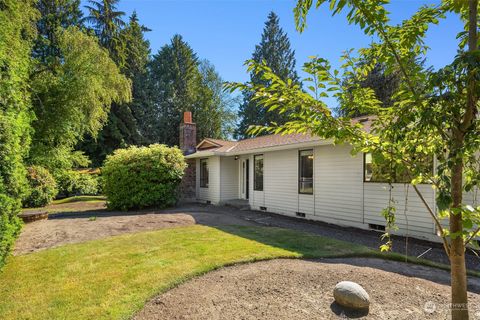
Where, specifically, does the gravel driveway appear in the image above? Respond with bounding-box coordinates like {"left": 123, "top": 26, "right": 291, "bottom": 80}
{"left": 134, "top": 258, "right": 480, "bottom": 320}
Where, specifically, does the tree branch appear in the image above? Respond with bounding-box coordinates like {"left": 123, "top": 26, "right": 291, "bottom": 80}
{"left": 411, "top": 184, "right": 451, "bottom": 256}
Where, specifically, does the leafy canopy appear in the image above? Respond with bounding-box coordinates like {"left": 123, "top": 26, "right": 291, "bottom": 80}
{"left": 227, "top": 0, "right": 479, "bottom": 252}
{"left": 30, "top": 27, "right": 131, "bottom": 172}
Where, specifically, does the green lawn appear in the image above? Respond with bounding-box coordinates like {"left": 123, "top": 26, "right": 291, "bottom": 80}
{"left": 0, "top": 225, "right": 371, "bottom": 320}
{"left": 52, "top": 195, "right": 106, "bottom": 204}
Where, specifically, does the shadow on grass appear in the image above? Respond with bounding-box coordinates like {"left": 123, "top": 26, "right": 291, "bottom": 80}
{"left": 211, "top": 225, "right": 480, "bottom": 294}
{"left": 26, "top": 198, "right": 480, "bottom": 291}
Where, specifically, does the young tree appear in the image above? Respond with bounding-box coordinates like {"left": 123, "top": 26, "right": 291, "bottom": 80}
{"left": 0, "top": 0, "right": 37, "bottom": 268}
{"left": 236, "top": 11, "right": 300, "bottom": 139}
{"left": 228, "top": 1, "right": 479, "bottom": 319}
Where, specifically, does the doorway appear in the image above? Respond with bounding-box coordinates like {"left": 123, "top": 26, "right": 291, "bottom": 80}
{"left": 241, "top": 159, "right": 249, "bottom": 200}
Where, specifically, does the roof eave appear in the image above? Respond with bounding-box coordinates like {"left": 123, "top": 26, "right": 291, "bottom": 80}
{"left": 185, "top": 138, "right": 334, "bottom": 158}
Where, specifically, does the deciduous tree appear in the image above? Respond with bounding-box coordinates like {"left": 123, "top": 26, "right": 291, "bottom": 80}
{"left": 30, "top": 27, "right": 131, "bottom": 172}
{"left": 228, "top": 1, "right": 480, "bottom": 318}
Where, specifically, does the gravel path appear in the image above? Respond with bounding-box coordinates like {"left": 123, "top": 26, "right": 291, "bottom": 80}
{"left": 133, "top": 258, "right": 480, "bottom": 320}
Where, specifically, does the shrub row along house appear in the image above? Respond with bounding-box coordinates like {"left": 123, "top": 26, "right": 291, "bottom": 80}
{"left": 179, "top": 112, "right": 479, "bottom": 242}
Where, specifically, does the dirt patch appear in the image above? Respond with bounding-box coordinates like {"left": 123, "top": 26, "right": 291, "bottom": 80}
{"left": 134, "top": 258, "right": 480, "bottom": 320}
{"left": 14, "top": 202, "right": 255, "bottom": 255}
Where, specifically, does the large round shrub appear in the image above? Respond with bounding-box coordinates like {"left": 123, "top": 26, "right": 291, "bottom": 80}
{"left": 102, "top": 144, "right": 186, "bottom": 210}
{"left": 23, "top": 166, "right": 58, "bottom": 208}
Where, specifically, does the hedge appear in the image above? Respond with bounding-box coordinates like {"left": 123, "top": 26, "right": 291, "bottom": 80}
{"left": 102, "top": 144, "right": 186, "bottom": 210}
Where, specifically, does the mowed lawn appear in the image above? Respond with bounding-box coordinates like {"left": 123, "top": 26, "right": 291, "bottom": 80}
{"left": 0, "top": 225, "right": 372, "bottom": 320}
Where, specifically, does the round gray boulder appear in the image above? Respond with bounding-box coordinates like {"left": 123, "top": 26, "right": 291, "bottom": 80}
{"left": 333, "top": 281, "right": 370, "bottom": 309}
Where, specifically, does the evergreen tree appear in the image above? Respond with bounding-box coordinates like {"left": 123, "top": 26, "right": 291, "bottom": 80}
{"left": 83, "top": 0, "right": 125, "bottom": 64}
{"left": 0, "top": 0, "right": 37, "bottom": 268}
{"left": 336, "top": 59, "right": 401, "bottom": 117}
{"left": 81, "top": 1, "right": 145, "bottom": 165}
{"left": 33, "top": 0, "right": 83, "bottom": 65}
{"left": 236, "top": 12, "right": 299, "bottom": 139}
{"left": 146, "top": 36, "right": 237, "bottom": 146}
{"left": 120, "top": 12, "right": 152, "bottom": 145}
{"left": 148, "top": 35, "right": 200, "bottom": 146}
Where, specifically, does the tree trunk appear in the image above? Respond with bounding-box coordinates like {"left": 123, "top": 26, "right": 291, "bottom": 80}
{"left": 449, "top": 1, "right": 477, "bottom": 319}
{"left": 450, "top": 156, "right": 469, "bottom": 320}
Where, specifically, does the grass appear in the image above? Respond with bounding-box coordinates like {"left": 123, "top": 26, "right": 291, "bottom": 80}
{"left": 52, "top": 195, "right": 106, "bottom": 205}
{"left": 0, "top": 225, "right": 372, "bottom": 320}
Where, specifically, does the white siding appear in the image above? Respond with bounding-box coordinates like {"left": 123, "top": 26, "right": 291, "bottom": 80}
{"left": 314, "top": 144, "right": 363, "bottom": 224}
{"left": 197, "top": 156, "right": 221, "bottom": 204}
{"left": 464, "top": 187, "right": 479, "bottom": 207}
{"left": 194, "top": 143, "right": 479, "bottom": 242}
{"left": 263, "top": 149, "right": 299, "bottom": 215}
{"left": 220, "top": 156, "right": 238, "bottom": 202}
{"left": 364, "top": 183, "right": 436, "bottom": 239}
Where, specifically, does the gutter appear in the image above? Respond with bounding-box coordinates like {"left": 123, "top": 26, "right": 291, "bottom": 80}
{"left": 185, "top": 138, "right": 334, "bottom": 159}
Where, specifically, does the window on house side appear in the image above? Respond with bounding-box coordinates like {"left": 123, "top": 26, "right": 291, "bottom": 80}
{"left": 299, "top": 150, "right": 314, "bottom": 194}
{"left": 254, "top": 155, "right": 263, "bottom": 191}
{"left": 200, "top": 159, "right": 209, "bottom": 188}
{"left": 364, "top": 152, "right": 433, "bottom": 183}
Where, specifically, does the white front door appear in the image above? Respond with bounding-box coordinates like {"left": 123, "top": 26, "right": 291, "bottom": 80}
{"left": 240, "top": 158, "right": 249, "bottom": 200}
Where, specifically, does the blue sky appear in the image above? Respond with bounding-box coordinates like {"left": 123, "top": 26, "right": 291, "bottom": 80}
{"left": 82, "top": 0, "right": 463, "bottom": 107}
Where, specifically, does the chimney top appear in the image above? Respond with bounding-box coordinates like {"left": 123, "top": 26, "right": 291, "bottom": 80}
{"left": 183, "top": 111, "right": 193, "bottom": 124}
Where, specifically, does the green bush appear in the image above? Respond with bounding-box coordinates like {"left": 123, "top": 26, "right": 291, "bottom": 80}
{"left": 55, "top": 170, "right": 99, "bottom": 198}
{"left": 23, "top": 166, "right": 58, "bottom": 208}
{"left": 102, "top": 144, "right": 186, "bottom": 210}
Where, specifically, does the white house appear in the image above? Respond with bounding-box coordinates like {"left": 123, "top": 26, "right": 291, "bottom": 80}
{"left": 180, "top": 113, "right": 478, "bottom": 243}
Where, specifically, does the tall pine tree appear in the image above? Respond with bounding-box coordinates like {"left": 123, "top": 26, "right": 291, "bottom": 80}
{"left": 147, "top": 35, "right": 236, "bottom": 146}
{"left": 81, "top": 1, "right": 146, "bottom": 165}
{"left": 148, "top": 35, "right": 200, "bottom": 146}
{"left": 33, "top": 0, "right": 83, "bottom": 65}
{"left": 120, "top": 12, "right": 152, "bottom": 145}
{"left": 236, "top": 12, "right": 299, "bottom": 139}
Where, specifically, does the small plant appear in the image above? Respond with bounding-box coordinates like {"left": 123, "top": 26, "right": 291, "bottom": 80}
{"left": 88, "top": 216, "right": 97, "bottom": 221}
{"left": 23, "top": 166, "right": 58, "bottom": 208}
{"left": 102, "top": 144, "right": 186, "bottom": 210}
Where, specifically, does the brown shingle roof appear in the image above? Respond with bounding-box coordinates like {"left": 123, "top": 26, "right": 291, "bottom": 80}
{"left": 191, "top": 116, "right": 374, "bottom": 157}
{"left": 194, "top": 133, "right": 321, "bottom": 155}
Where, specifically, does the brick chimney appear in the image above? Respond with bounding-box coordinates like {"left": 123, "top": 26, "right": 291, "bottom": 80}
{"left": 179, "top": 111, "right": 196, "bottom": 155}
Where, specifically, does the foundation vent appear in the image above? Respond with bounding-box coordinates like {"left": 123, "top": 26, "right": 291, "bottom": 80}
{"left": 368, "top": 224, "right": 386, "bottom": 231}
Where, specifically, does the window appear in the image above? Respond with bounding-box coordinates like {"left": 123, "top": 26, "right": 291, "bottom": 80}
{"left": 254, "top": 155, "right": 264, "bottom": 191}
{"left": 364, "top": 152, "right": 433, "bottom": 183}
{"left": 200, "top": 159, "right": 209, "bottom": 188}
{"left": 299, "top": 150, "right": 314, "bottom": 194}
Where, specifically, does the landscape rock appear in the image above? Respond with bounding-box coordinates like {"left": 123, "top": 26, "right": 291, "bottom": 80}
{"left": 333, "top": 281, "right": 370, "bottom": 309}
